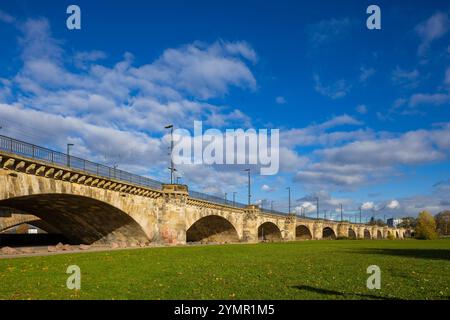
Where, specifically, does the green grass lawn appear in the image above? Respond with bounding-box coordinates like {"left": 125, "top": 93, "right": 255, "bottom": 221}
{"left": 1, "top": 240, "right": 449, "bottom": 300}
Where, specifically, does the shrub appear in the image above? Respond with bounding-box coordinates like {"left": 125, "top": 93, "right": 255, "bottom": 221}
{"left": 386, "top": 233, "right": 394, "bottom": 240}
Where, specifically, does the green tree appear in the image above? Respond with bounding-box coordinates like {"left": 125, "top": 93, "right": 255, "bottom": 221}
{"left": 435, "top": 211, "right": 450, "bottom": 236}
{"left": 414, "top": 211, "right": 437, "bottom": 240}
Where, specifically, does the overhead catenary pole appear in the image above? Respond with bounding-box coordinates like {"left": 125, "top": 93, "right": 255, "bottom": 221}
{"left": 232, "top": 192, "right": 236, "bottom": 207}
{"left": 340, "top": 203, "right": 343, "bottom": 222}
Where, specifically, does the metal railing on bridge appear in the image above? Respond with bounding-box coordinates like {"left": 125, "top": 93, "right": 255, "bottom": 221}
{"left": 0, "top": 135, "right": 257, "bottom": 210}
{"left": 0, "top": 135, "right": 164, "bottom": 189}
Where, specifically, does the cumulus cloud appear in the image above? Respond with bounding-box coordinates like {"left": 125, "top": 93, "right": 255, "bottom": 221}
{"left": 280, "top": 115, "right": 368, "bottom": 149}
{"left": 319, "top": 129, "right": 445, "bottom": 166}
{"left": 294, "top": 124, "right": 450, "bottom": 191}
{"left": 0, "top": 16, "right": 263, "bottom": 193}
{"left": 387, "top": 200, "right": 400, "bottom": 209}
{"left": 361, "top": 202, "right": 375, "bottom": 210}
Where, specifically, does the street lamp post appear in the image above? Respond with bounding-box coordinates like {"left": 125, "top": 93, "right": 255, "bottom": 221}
{"left": 165, "top": 125, "right": 174, "bottom": 184}
{"left": 244, "top": 169, "right": 251, "bottom": 205}
{"left": 67, "top": 143, "right": 74, "bottom": 167}
{"left": 316, "top": 197, "right": 319, "bottom": 219}
{"left": 232, "top": 192, "right": 236, "bottom": 207}
{"left": 224, "top": 192, "right": 228, "bottom": 205}
{"left": 286, "top": 187, "right": 291, "bottom": 214}
{"left": 340, "top": 203, "right": 343, "bottom": 222}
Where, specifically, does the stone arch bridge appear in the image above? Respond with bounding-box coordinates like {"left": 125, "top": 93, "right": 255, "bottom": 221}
{"left": 0, "top": 150, "right": 407, "bottom": 246}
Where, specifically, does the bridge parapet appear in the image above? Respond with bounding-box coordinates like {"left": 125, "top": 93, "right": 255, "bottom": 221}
{"left": 0, "top": 152, "right": 162, "bottom": 199}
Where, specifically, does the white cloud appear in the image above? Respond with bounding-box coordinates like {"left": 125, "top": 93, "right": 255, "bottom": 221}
{"left": 320, "top": 129, "right": 445, "bottom": 166}
{"left": 391, "top": 66, "right": 420, "bottom": 88}
{"left": 295, "top": 163, "right": 367, "bottom": 187}
{"left": 280, "top": 115, "right": 369, "bottom": 149}
{"left": 0, "top": 16, "right": 263, "bottom": 193}
{"left": 296, "top": 202, "right": 316, "bottom": 214}
{"left": 0, "top": 10, "right": 15, "bottom": 23}
{"left": 261, "top": 184, "right": 273, "bottom": 192}
{"left": 359, "top": 66, "right": 375, "bottom": 83}
{"left": 222, "top": 41, "right": 258, "bottom": 63}
{"left": 445, "top": 67, "right": 450, "bottom": 87}
{"left": 73, "top": 50, "right": 107, "bottom": 69}
{"left": 409, "top": 93, "right": 450, "bottom": 107}
{"left": 387, "top": 200, "right": 400, "bottom": 209}
{"left": 275, "top": 96, "right": 287, "bottom": 104}
{"left": 361, "top": 202, "right": 375, "bottom": 210}
{"left": 415, "top": 12, "right": 450, "bottom": 55}
{"left": 138, "top": 41, "right": 257, "bottom": 99}
{"left": 313, "top": 74, "right": 351, "bottom": 99}
{"left": 306, "top": 18, "right": 351, "bottom": 46}
{"left": 355, "top": 104, "right": 368, "bottom": 114}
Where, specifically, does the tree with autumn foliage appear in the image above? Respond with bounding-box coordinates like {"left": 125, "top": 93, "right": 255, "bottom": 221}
{"left": 414, "top": 211, "right": 438, "bottom": 240}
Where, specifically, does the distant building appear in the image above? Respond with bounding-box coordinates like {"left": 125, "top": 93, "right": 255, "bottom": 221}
{"left": 387, "top": 218, "right": 403, "bottom": 228}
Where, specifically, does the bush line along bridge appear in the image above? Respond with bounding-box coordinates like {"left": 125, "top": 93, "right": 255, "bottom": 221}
{"left": 0, "top": 135, "right": 409, "bottom": 245}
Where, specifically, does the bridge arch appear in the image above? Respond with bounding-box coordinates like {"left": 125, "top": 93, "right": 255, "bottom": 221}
{"left": 348, "top": 228, "right": 356, "bottom": 239}
{"left": 296, "top": 225, "right": 312, "bottom": 240}
{"left": 322, "top": 227, "right": 336, "bottom": 240}
{"left": 0, "top": 194, "right": 150, "bottom": 245}
{"left": 0, "top": 217, "right": 61, "bottom": 234}
{"left": 377, "top": 230, "right": 383, "bottom": 239}
{"left": 396, "top": 231, "right": 399, "bottom": 239}
{"left": 0, "top": 171, "right": 160, "bottom": 245}
{"left": 364, "top": 229, "right": 371, "bottom": 239}
{"left": 258, "top": 222, "right": 282, "bottom": 241}
{"left": 186, "top": 215, "right": 239, "bottom": 243}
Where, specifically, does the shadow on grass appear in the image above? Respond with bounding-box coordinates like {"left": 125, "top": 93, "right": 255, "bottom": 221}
{"left": 292, "top": 285, "right": 398, "bottom": 300}
{"left": 353, "top": 248, "right": 450, "bottom": 261}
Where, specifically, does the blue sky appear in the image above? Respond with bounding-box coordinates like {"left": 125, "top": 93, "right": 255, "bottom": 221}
{"left": 0, "top": 0, "right": 449, "bottom": 220}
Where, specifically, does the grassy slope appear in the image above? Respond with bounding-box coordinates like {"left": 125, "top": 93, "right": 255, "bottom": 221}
{"left": 0, "top": 240, "right": 449, "bottom": 300}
